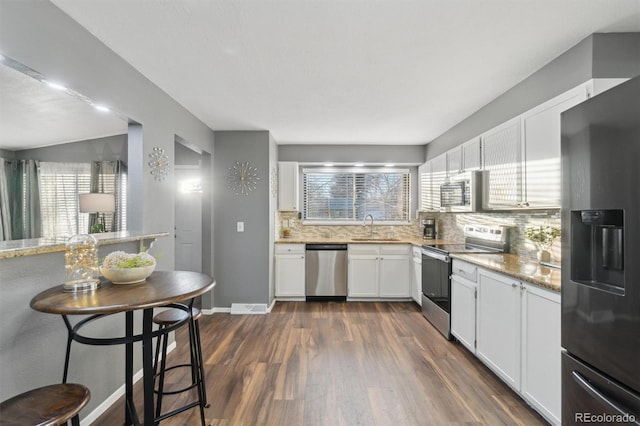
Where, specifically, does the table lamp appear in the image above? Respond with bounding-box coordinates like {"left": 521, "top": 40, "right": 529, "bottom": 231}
{"left": 79, "top": 193, "right": 115, "bottom": 233}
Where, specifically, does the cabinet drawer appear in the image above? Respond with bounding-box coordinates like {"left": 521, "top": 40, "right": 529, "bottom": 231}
{"left": 348, "top": 244, "right": 379, "bottom": 255}
{"left": 379, "top": 244, "right": 410, "bottom": 255}
{"left": 452, "top": 259, "right": 478, "bottom": 282}
{"left": 275, "top": 244, "right": 305, "bottom": 254}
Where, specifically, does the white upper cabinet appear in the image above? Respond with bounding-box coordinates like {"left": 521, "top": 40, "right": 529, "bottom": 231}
{"left": 481, "top": 116, "right": 524, "bottom": 209}
{"left": 418, "top": 161, "right": 431, "bottom": 212}
{"left": 521, "top": 84, "right": 589, "bottom": 208}
{"left": 278, "top": 161, "right": 299, "bottom": 211}
{"left": 419, "top": 153, "right": 446, "bottom": 212}
{"left": 446, "top": 145, "right": 463, "bottom": 176}
{"left": 482, "top": 81, "right": 594, "bottom": 210}
{"left": 461, "top": 137, "right": 482, "bottom": 171}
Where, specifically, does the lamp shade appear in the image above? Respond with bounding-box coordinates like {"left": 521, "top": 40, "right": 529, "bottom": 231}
{"left": 79, "top": 193, "right": 115, "bottom": 213}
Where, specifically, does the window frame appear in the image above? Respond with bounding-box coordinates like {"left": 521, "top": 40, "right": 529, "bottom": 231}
{"left": 302, "top": 166, "right": 412, "bottom": 225}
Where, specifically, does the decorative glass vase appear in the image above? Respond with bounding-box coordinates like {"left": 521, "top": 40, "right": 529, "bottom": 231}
{"left": 63, "top": 234, "right": 100, "bottom": 292}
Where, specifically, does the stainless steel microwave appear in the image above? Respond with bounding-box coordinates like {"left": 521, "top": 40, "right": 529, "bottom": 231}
{"left": 439, "top": 171, "right": 483, "bottom": 212}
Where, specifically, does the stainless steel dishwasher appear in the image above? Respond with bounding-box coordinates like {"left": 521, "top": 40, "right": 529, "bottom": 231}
{"left": 305, "top": 244, "right": 348, "bottom": 299}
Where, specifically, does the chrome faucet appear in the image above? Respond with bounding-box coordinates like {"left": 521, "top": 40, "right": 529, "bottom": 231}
{"left": 363, "top": 214, "right": 375, "bottom": 239}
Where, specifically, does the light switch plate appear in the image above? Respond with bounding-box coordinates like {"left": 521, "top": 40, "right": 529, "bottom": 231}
{"left": 237, "top": 221, "right": 244, "bottom": 232}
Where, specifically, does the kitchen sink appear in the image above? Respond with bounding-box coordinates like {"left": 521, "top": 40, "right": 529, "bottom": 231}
{"left": 351, "top": 237, "right": 402, "bottom": 242}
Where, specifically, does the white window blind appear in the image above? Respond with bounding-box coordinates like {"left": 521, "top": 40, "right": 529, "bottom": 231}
{"left": 39, "top": 162, "right": 127, "bottom": 237}
{"left": 39, "top": 162, "right": 91, "bottom": 238}
{"left": 303, "top": 168, "right": 410, "bottom": 222}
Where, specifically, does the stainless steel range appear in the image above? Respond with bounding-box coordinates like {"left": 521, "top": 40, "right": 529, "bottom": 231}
{"left": 421, "top": 225, "right": 509, "bottom": 339}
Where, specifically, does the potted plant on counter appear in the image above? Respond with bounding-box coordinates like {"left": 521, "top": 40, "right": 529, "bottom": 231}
{"left": 525, "top": 225, "right": 561, "bottom": 263}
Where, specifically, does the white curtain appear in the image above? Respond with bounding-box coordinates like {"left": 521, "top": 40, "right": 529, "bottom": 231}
{"left": 0, "top": 159, "right": 11, "bottom": 240}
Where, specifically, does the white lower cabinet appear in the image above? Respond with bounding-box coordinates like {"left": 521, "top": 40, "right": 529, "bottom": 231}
{"left": 348, "top": 244, "right": 410, "bottom": 299}
{"left": 411, "top": 246, "right": 422, "bottom": 305}
{"left": 452, "top": 264, "right": 561, "bottom": 425}
{"left": 477, "top": 268, "right": 522, "bottom": 391}
{"left": 450, "top": 260, "right": 478, "bottom": 353}
{"left": 521, "top": 283, "right": 561, "bottom": 425}
{"left": 348, "top": 251, "right": 379, "bottom": 298}
{"left": 275, "top": 244, "right": 305, "bottom": 298}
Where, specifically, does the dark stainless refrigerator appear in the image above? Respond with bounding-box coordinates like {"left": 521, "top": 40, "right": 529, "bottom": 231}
{"left": 561, "top": 75, "right": 640, "bottom": 425}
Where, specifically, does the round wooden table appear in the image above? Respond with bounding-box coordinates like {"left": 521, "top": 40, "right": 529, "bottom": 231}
{"left": 30, "top": 270, "right": 215, "bottom": 426}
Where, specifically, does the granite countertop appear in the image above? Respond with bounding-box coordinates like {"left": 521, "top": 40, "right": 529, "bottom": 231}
{"left": 0, "top": 231, "right": 169, "bottom": 259}
{"left": 451, "top": 252, "right": 561, "bottom": 293}
{"left": 276, "top": 237, "right": 452, "bottom": 246}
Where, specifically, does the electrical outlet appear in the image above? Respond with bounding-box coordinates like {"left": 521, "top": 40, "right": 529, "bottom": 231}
{"left": 237, "top": 221, "right": 244, "bottom": 232}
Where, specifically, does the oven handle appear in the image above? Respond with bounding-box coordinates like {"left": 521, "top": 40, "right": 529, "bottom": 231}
{"left": 421, "top": 249, "right": 450, "bottom": 263}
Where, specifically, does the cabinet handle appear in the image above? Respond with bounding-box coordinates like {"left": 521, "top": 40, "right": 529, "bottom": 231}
{"left": 380, "top": 257, "right": 384, "bottom": 260}
{"left": 512, "top": 283, "right": 517, "bottom": 288}
{"left": 301, "top": 256, "right": 304, "bottom": 259}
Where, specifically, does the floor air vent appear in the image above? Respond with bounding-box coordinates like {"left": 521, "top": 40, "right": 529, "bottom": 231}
{"left": 230, "top": 303, "right": 268, "bottom": 315}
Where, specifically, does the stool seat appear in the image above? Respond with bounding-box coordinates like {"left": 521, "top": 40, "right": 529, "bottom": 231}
{"left": 154, "top": 307, "right": 201, "bottom": 325}
{"left": 0, "top": 383, "right": 90, "bottom": 426}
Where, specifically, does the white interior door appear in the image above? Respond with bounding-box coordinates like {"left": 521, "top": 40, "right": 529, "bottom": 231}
{"left": 175, "top": 167, "right": 202, "bottom": 272}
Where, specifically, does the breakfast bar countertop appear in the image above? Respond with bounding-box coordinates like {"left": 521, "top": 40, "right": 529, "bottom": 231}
{"left": 451, "top": 252, "right": 561, "bottom": 293}
{"left": 0, "top": 231, "right": 170, "bottom": 259}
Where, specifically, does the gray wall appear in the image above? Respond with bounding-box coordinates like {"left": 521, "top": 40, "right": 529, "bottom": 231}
{"left": 0, "top": 148, "right": 15, "bottom": 159}
{"left": 279, "top": 144, "right": 422, "bottom": 219}
{"left": 425, "top": 33, "right": 640, "bottom": 160}
{"left": 0, "top": 1, "right": 215, "bottom": 420}
{"left": 0, "top": 1, "right": 216, "bottom": 273}
{"left": 279, "top": 144, "right": 425, "bottom": 164}
{"left": 213, "top": 131, "right": 272, "bottom": 307}
{"left": 0, "top": 240, "right": 144, "bottom": 419}
{"left": 12, "top": 134, "right": 128, "bottom": 162}
{"left": 175, "top": 140, "right": 202, "bottom": 166}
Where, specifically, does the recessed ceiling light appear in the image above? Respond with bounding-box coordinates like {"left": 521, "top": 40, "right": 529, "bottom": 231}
{"left": 324, "top": 163, "right": 334, "bottom": 167}
{"left": 45, "top": 80, "right": 67, "bottom": 91}
{"left": 93, "top": 104, "right": 110, "bottom": 113}
{"left": 354, "top": 163, "right": 364, "bottom": 167}
{"left": 384, "top": 163, "right": 395, "bottom": 167}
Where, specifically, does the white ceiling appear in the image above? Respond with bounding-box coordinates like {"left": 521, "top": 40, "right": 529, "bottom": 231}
{"left": 22, "top": 1, "right": 640, "bottom": 146}
{"left": 0, "top": 61, "right": 128, "bottom": 151}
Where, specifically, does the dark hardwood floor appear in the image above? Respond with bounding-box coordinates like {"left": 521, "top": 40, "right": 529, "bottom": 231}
{"left": 94, "top": 302, "right": 546, "bottom": 425}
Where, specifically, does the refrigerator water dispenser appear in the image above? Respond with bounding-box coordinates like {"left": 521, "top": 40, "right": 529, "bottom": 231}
{"left": 571, "top": 209, "right": 625, "bottom": 294}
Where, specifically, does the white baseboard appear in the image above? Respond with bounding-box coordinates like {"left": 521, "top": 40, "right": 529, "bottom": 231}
{"left": 267, "top": 299, "right": 277, "bottom": 312}
{"left": 202, "top": 300, "right": 276, "bottom": 315}
{"left": 81, "top": 341, "right": 176, "bottom": 425}
{"left": 230, "top": 303, "right": 268, "bottom": 314}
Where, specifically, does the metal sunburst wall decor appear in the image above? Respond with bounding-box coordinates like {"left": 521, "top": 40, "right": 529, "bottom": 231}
{"left": 225, "top": 161, "right": 260, "bottom": 196}
{"left": 148, "top": 147, "right": 170, "bottom": 181}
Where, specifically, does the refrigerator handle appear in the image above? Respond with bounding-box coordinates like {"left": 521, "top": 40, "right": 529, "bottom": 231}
{"left": 572, "top": 371, "right": 640, "bottom": 424}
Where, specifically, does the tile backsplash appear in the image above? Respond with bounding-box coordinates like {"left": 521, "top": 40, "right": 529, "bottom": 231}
{"left": 276, "top": 209, "right": 561, "bottom": 262}
{"left": 277, "top": 212, "right": 423, "bottom": 240}
{"left": 419, "top": 210, "right": 561, "bottom": 262}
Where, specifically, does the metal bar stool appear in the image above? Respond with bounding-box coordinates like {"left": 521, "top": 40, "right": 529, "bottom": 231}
{"left": 153, "top": 305, "right": 208, "bottom": 425}
{"left": 0, "top": 383, "right": 90, "bottom": 426}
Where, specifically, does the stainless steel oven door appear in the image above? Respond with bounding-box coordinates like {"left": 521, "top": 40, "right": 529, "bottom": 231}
{"left": 421, "top": 249, "right": 451, "bottom": 311}
{"left": 421, "top": 248, "right": 453, "bottom": 340}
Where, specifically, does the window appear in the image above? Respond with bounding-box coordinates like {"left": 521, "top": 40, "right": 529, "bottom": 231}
{"left": 39, "top": 161, "right": 127, "bottom": 238}
{"left": 303, "top": 167, "right": 411, "bottom": 223}
{"left": 39, "top": 162, "right": 91, "bottom": 238}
